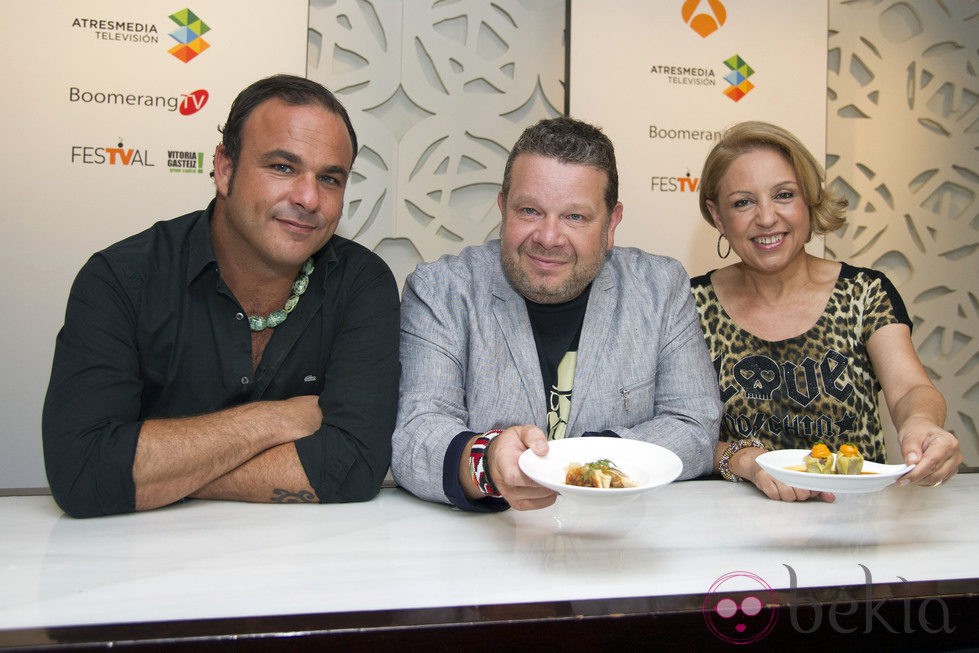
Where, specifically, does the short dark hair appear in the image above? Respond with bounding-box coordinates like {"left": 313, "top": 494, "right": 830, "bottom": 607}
{"left": 220, "top": 74, "right": 358, "bottom": 168}
{"left": 501, "top": 117, "right": 619, "bottom": 213}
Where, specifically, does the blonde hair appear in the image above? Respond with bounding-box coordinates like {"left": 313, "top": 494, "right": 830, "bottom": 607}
{"left": 698, "top": 121, "right": 847, "bottom": 236}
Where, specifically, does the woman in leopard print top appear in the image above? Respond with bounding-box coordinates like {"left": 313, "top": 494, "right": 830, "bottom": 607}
{"left": 692, "top": 121, "right": 961, "bottom": 501}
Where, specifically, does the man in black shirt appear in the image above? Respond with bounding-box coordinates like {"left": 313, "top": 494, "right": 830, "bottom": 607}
{"left": 43, "top": 75, "right": 400, "bottom": 518}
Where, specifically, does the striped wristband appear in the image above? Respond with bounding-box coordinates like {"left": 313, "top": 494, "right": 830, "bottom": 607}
{"left": 469, "top": 430, "right": 503, "bottom": 497}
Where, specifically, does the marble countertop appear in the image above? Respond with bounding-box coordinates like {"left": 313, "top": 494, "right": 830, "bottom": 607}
{"left": 2, "top": 476, "right": 977, "bottom": 632}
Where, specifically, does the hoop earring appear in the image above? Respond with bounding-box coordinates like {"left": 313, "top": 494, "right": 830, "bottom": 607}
{"left": 716, "top": 234, "right": 731, "bottom": 259}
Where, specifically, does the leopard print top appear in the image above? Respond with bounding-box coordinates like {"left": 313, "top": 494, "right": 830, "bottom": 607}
{"left": 690, "top": 263, "right": 911, "bottom": 463}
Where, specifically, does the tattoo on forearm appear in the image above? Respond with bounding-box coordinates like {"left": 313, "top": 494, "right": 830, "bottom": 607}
{"left": 270, "top": 488, "right": 316, "bottom": 503}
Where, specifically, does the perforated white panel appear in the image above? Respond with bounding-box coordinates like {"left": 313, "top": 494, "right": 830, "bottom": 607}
{"left": 826, "top": 0, "right": 978, "bottom": 465}
{"left": 306, "top": 0, "right": 977, "bottom": 465}
{"left": 307, "top": 0, "right": 565, "bottom": 286}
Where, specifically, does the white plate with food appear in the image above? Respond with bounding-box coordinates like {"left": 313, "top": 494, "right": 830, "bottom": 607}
{"left": 755, "top": 448, "right": 913, "bottom": 494}
{"left": 518, "top": 437, "right": 683, "bottom": 503}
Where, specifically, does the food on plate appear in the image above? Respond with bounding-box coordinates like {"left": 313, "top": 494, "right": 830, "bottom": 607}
{"left": 835, "top": 443, "right": 865, "bottom": 475}
{"left": 803, "top": 443, "right": 834, "bottom": 474}
{"left": 785, "top": 443, "right": 876, "bottom": 476}
{"left": 565, "top": 459, "right": 638, "bottom": 489}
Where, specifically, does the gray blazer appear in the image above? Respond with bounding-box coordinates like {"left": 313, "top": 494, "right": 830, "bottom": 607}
{"left": 392, "top": 240, "right": 722, "bottom": 505}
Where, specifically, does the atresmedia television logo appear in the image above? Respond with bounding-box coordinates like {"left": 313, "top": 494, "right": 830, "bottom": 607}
{"left": 703, "top": 565, "right": 955, "bottom": 645}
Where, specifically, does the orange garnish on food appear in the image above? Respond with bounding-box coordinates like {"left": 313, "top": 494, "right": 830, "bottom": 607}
{"left": 810, "top": 443, "right": 831, "bottom": 459}
{"left": 839, "top": 443, "right": 859, "bottom": 457}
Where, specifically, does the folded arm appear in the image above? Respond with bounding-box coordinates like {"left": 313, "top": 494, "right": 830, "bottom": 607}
{"left": 136, "top": 396, "right": 322, "bottom": 509}
{"left": 291, "top": 258, "right": 401, "bottom": 503}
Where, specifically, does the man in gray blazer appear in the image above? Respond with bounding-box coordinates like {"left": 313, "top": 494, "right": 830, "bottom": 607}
{"left": 392, "top": 117, "right": 721, "bottom": 511}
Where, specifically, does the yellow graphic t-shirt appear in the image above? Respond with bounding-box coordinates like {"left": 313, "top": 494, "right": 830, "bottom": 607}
{"left": 547, "top": 350, "right": 577, "bottom": 439}
{"left": 525, "top": 288, "right": 589, "bottom": 441}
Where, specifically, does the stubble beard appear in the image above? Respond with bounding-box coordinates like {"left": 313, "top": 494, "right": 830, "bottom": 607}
{"left": 501, "top": 231, "right": 608, "bottom": 305}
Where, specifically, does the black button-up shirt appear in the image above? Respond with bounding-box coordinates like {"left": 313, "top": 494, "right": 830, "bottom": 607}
{"left": 42, "top": 202, "right": 400, "bottom": 517}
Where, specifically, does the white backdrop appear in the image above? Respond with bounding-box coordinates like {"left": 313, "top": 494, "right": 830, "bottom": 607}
{"left": 0, "top": 0, "right": 307, "bottom": 488}
{"left": 3, "top": 0, "right": 973, "bottom": 489}
{"left": 569, "top": 0, "right": 828, "bottom": 276}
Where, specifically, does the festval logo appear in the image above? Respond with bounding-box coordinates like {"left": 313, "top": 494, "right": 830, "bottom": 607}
{"left": 168, "top": 8, "right": 210, "bottom": 62}
{"left": 723, "top": 54, "right": 754, "bottom": 102}
{"left": 681, "top": 0, "right": 727, "bottom": 38}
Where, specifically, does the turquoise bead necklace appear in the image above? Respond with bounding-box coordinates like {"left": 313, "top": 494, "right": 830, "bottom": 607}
{"left": 247, "top": 257, "right": 314, "bottom": 332}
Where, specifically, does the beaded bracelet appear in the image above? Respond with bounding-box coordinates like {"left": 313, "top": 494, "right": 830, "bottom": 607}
{"left": 470, "top": 430, "right": 504, "bottom": 497}
{"left": 719, "top": 438, "right": 767, "bottom": 482}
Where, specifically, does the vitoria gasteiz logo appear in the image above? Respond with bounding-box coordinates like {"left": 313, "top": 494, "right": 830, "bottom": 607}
{"left": 168, "top": 8, "right": 210, "bottom": 62}
{"left": 723, "top": 54, "right": 754, "bottom": 102}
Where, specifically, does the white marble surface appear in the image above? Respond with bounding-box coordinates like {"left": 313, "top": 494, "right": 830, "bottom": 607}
{"left": 1, "top": 477, "right": 977, "bottom": 631}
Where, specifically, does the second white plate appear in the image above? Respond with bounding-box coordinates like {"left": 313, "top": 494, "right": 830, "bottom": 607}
{"left": 755, "top": 449, "right": 913, "bottom": 494}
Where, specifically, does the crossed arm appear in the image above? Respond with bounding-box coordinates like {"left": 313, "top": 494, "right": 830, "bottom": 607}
{"left": 133, "top": 396, "right": 322, "bottom": 511}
